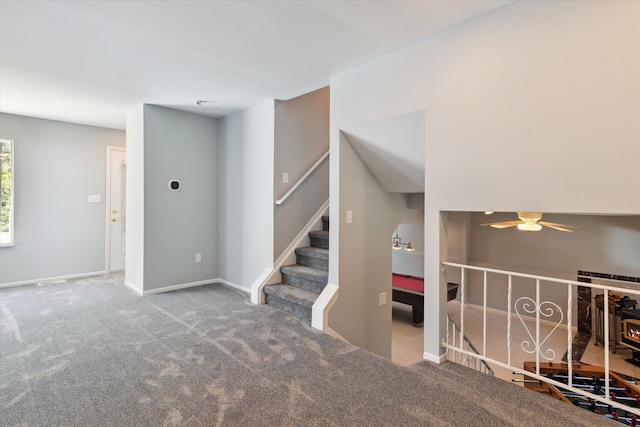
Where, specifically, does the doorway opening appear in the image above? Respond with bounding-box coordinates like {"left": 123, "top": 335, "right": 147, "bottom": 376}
{"left": 106, "top": 146, "right": 126, "bottom": 272}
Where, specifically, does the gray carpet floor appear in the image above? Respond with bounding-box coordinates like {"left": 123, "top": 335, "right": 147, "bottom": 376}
{"left": 0, "top": 273, "right": 613, "bottom": 426}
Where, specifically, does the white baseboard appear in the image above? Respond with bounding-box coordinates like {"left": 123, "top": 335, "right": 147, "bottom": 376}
{"left": 250, "top": 268, "right": 274, "bottom": 304}
{"left": 218, "top": 279, "right": 250, "bottom": 294}
{"left": 312, "top": 283, "right": 338, "bottom": 331}
{"left": 124, "top": 278, "right": 250, "bottom": 296}
{"left": 123, "top": 280, "right": 143, "bottom": 295}
{"left": 0, "top": 270, "right": 107, "bottom": 289}
{"left": 141, "top": 278, "right": 221, "bottom": 295}
{"left": 324, "top": 326, "right": 349, "bottom": 343}
{"left": 423, "top": 352, "right": 447, "bottom": 364}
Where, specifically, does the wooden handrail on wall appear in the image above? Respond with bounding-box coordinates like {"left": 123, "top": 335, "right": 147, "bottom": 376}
{"left": 275, "top": 150, "right": 329, "bottom": 205}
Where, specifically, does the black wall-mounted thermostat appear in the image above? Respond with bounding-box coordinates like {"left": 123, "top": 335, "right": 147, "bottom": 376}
{"left": 168, "top": 180, "right": 180, "bottom": 191}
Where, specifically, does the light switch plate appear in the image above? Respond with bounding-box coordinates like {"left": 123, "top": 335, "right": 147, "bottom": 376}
{"left": 346, "top": 210, "right": 353, "bottom": 224}
{"left": 282, "top": 172, "right": 289, "bottom": 184}
{"left": 379, "top": 292, "right": 387, "bottom": 306}
{"left": 88, "top": 195, "right": 101, "bottom": 203}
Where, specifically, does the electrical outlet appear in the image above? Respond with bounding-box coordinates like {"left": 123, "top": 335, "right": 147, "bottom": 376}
{"left": 378, "top": 292, "right": 387, "bottom": 306}
{"left": 282, "top": 172, "right": 289, "bottom": 184}
{"left": 346, "top": 210, "right": 353, "bottom": 224}
{"left": 195, "top": 253, "right": 201, "bottom": 263}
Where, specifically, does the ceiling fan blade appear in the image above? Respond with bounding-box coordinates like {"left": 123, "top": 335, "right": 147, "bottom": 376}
{"left": 481, "top": 221, "right": 522, "bottom": 229}
{"left": 539, "top": 221, "right": 577, "bottom": 232}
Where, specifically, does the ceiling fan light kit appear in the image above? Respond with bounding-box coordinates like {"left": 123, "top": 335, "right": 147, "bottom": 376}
{"left": 517, "top": 222, "right": 543, "bottom": 232}
{"left": 482, "top": 212, "right": 578, "bottom": 232}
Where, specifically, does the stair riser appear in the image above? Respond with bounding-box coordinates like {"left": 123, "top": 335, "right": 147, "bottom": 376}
{"left": 296, "top": 254, "right": 329, "bottom": 270}
{"left": 282, "top": 273, "right": 326, "bottom": 294}
{"left": 310, "top": 237, "right": 329, "bottom": 249}
{"left": 265, "top": 295, "right": 312, "bottom": 322}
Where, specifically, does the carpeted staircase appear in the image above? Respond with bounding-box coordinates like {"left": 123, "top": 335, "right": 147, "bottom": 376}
{"left": 264, "top": 215, "right": 329, "bottom": 322}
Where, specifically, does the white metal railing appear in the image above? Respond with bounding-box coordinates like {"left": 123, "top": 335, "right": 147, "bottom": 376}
{"left": 446, "top": 313, "right": 494, "bottom": 376}
{"left": 275, "top": 150, "right": 329, "bottom": 205}
{"left": 442, "top": 261, "right": 640, "bottom": 418}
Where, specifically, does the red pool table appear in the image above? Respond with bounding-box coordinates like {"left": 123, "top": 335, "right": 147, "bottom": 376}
{"left": 392, "top": 273, "right": 459, "bottom": 326}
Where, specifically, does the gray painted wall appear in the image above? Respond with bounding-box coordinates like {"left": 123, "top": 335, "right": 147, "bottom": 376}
{"left": 274, "top": 87, "right": 329, "bottom": 260}
{"left": 0, "top": 113, "right": 125, "bottom": 284}
{"left": 218, "top": 101, "right": 275, "bottom": 289}
{"left": 466, "top": 213, "right": 640, "bottom": 320}
{"left": 470, "top": 213, "right": 640, "bottom": 278}
{"left": 328, "top": 133, "right": 407, "bottom": 358}
{"left": 142, "top": 105, "right": 218, "bottom": 291}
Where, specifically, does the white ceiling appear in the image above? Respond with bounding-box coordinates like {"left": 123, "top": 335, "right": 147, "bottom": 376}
{"left": 0, "top": 0, "right": 514, "bottom": 130}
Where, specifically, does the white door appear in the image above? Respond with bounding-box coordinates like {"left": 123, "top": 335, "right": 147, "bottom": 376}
{"left": 107, "top": 147, "right": 126, "bottom": 271}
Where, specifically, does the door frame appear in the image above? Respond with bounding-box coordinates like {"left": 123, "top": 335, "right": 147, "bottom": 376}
{"left": 105, "top": 146, "right": 126, "bottom": 272}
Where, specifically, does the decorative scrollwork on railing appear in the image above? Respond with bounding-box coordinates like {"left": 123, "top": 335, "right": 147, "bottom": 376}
{"left": 514, "top": 297, "right": 564, "bottom": 361}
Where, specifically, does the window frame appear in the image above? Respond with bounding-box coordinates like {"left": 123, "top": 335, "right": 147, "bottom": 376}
{"left": 1, "top": 138, "right": 14, "bottom": 247}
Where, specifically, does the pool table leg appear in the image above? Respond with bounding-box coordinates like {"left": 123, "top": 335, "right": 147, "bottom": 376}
{"left": 412, "top": 302, "right": 424, "bottom": 327}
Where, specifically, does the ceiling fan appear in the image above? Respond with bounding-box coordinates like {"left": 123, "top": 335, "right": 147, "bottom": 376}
{"left": 481, "top": 212, "right": 579, "bottom": 232}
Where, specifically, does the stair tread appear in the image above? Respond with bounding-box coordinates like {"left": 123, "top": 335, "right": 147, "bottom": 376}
{"left": 295, "top": 246, "right": 329, "bottom": 259}
{"left": 264, "top": 284, "right": 319, "bottom": 307}
{"left": 309, "top": 230, "right": 329, "bottom": 239}
{"left": 281, "top": 264, "right": 328, "bottom": 280}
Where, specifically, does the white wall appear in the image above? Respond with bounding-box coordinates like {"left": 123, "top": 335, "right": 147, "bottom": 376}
{"left": 392, "top": 223, "right": 425, "bottom": 277}
{"left": 274, "top": 87, "right": 329, "bottom": 259}
{"left": 219, "top": 101, "right": 275, "bottom": 289}
{"left": 329, "top": 1, "right": 640, "bottom": 360}
{"left": 125, "top": 106, "right": 144, "bottom": 292}
{"left": 125, "top": 105, "right": 218, "bottom": 292}
{"left": 0, "top": 113, "right": 125, "bottom": 285}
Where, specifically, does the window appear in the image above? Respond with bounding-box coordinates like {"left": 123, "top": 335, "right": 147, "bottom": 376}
{"left": 1, "top": 139, "right": 14, "bottom": 246}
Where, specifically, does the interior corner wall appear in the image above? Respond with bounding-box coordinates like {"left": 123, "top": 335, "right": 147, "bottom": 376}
{"left": 0, "top": 113, "right": 125, "bottom": 285}
{"left": 218, "top": 101, "right": 275, "bottom": 289}
{"left": 125, "top": 106, "right": 144, "bottom": 291}
{"left": 273, "top": 86, "right": 329, "bottom": 260}
{"left": 140, "top": 105, "right": 218, "bottom": 291}
{"left": 328, "top": 133, "right": 407, "bottom": 358}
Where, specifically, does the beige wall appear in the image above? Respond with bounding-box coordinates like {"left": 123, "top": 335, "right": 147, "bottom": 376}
{"left": 328, "top": 133, "right": 407, "bottom": 358}
{"left": 274, "top": 87, "right": 329, "bottom": 260}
